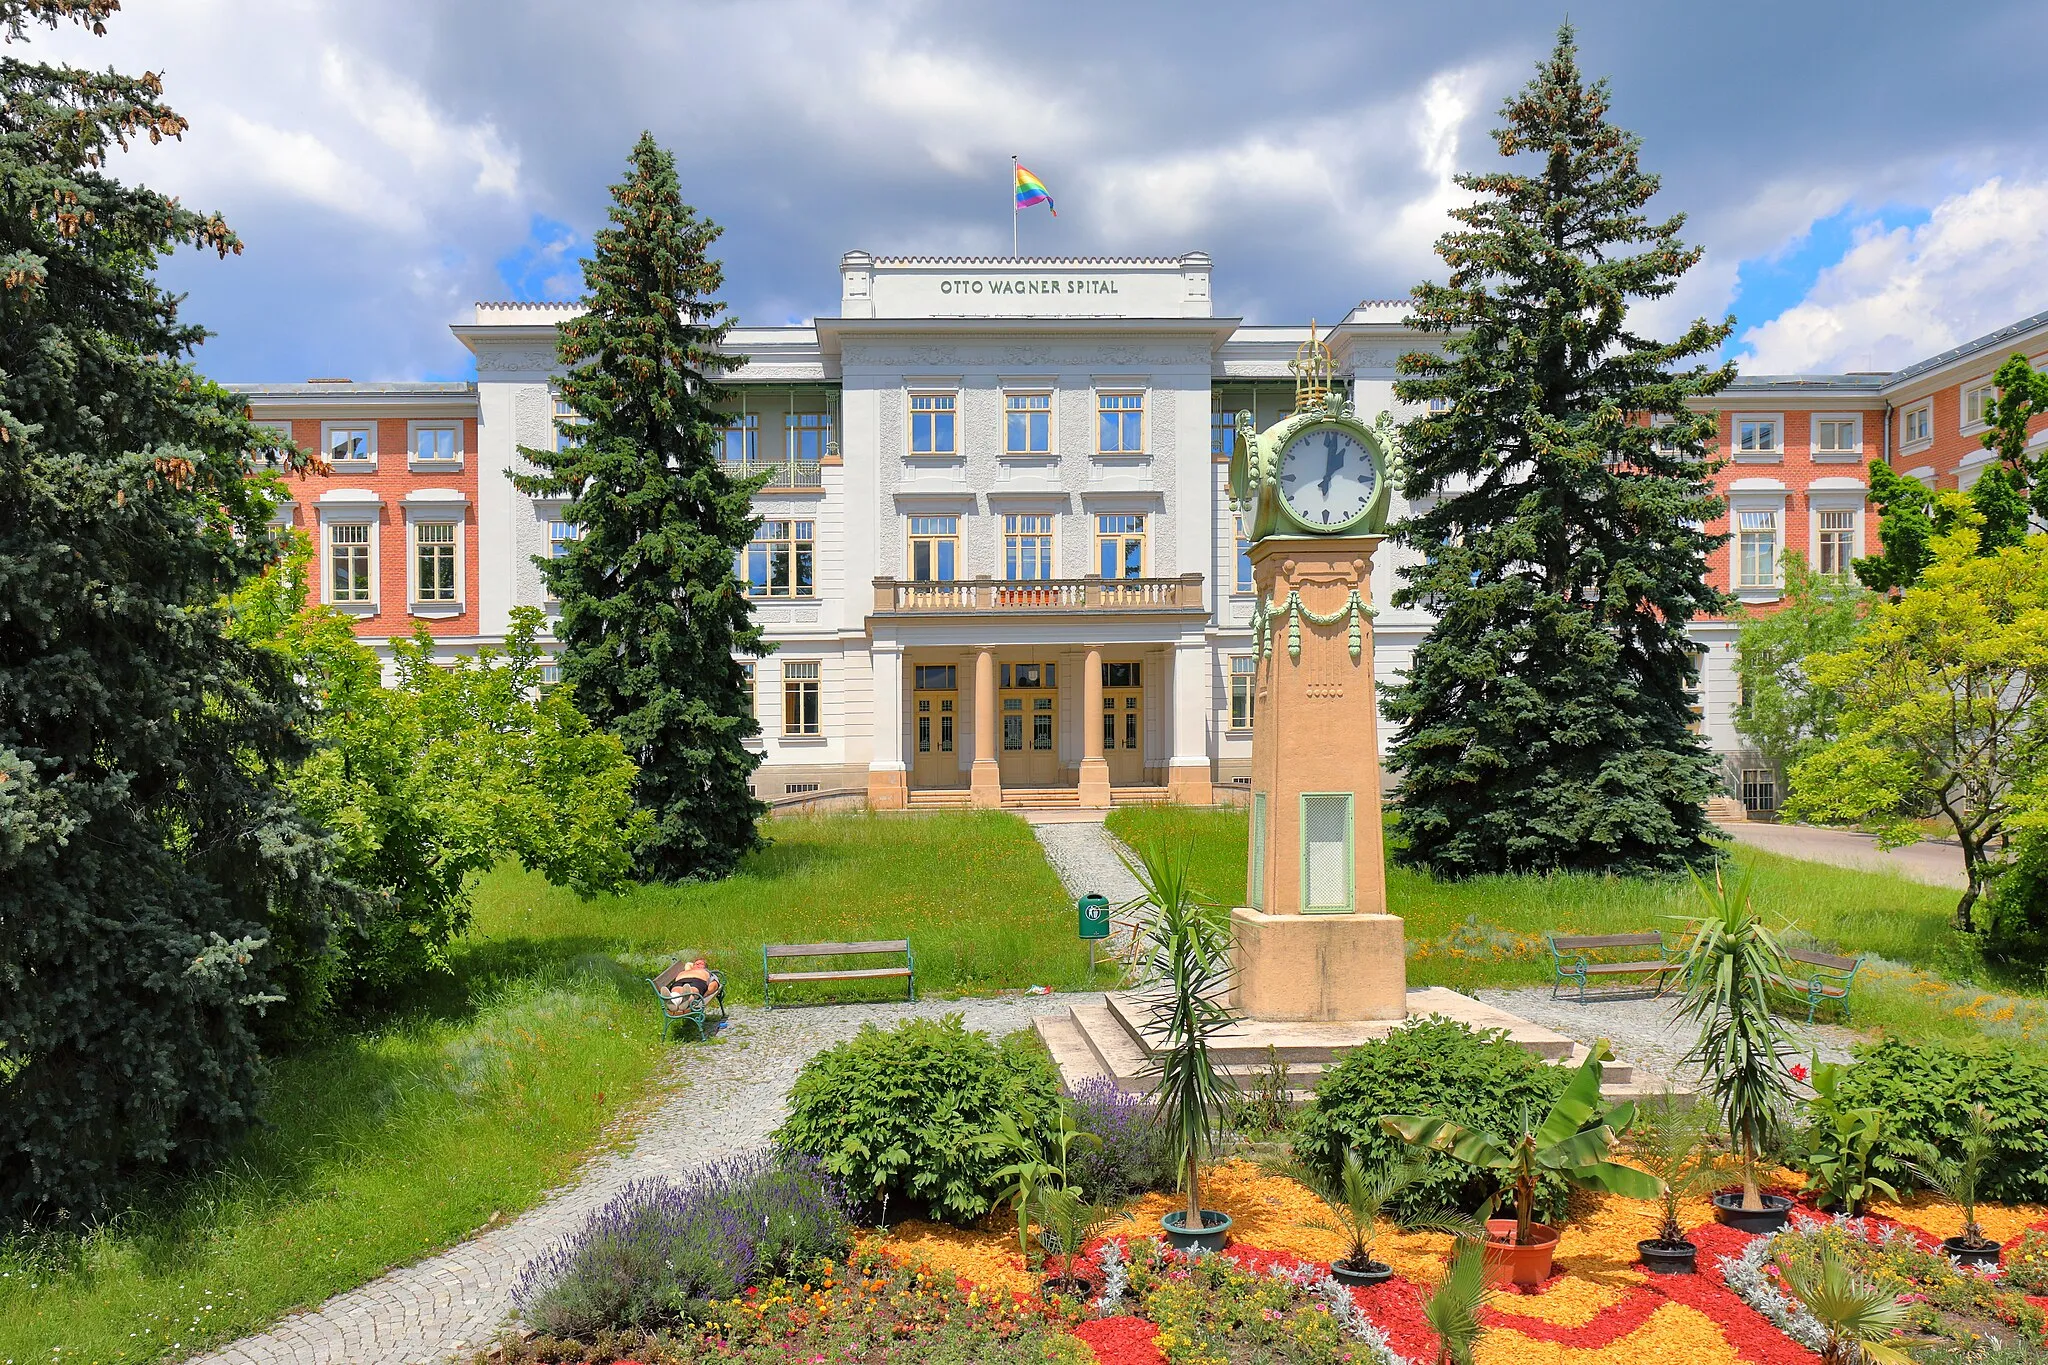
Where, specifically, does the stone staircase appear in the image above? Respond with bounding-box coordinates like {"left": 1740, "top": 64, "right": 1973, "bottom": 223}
{"left": 1706, "top": 795, "right": 1748, "bottom": 823}
{"left": 1034, "top": 988, "right": 1684, "bottom": 1104}
{"left": 906, "top": 789, "right": 971, "bottom": 809}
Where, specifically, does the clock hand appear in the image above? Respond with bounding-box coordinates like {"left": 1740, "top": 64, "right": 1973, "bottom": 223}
{"left": 1319, "top": 433, "right": 1341, "bottom": 495}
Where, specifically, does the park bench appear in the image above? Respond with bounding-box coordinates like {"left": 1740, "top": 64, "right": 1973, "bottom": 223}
{"left": 1547, "top": 932, "right": 1684, "bottom": 1003}
{"left": 764, "top": 939, "right": 916, "bottom": 1007}
{"left": 1773, "top": 948, "right": 1863, "bottom": 1023}
{"left": 649, "top": 960, "right": 726, "bottom": 1042}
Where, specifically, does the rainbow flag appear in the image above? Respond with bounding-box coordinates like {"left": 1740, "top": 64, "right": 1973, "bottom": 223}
{"left": 1014, "top": 162, "right": 1056, "bottom": 216}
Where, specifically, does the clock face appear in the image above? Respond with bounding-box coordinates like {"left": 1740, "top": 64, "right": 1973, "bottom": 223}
{"left": 1277, "top": 425, "right": 1377, "bottom": 531}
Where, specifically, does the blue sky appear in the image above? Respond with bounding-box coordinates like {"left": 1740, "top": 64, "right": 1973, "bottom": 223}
{"left": 36, "top": 0, "right": 2048, "bottom": 383}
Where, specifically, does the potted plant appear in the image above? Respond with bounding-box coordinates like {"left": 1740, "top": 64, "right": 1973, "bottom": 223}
{"left": 1627, "top": 1092, "right": 1722, "bottom": 1275}
{"left": 1125, "top": 842, "right": 1238, "bottom": 1252}
{"left": 1905, "top": 1103, "right": 2004, "bottom": 1269}
{"left": 1799, "top": 1057, "right": 1897, "bottom": 1217}
{"left": 1674, "top": 867, "right": 1798, "bottom": 1233}
{"left": 1282, "top": 1149, "right": 1481, "bottom": 1286}
{"left": 1775, "top": 1243, "right": 1917, "bottom": 1365}
{"left": 1422, "top": 1235, "right": 1495, "bottom": 1365}
{"left": 1386, "top": 1041, "right": 1663, "bottom": 1286}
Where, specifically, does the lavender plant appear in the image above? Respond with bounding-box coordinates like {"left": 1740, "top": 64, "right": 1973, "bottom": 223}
{"left": 512, "top": 1150, "right": 850, "bottom": 1339}
{"left": 1067, "top": 1077, "right": 1172, "bottom": 1200}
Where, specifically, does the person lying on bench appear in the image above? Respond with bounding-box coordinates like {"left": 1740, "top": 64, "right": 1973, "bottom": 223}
{"left": 657, "top": 958, "right": 720, "bottom": 1017}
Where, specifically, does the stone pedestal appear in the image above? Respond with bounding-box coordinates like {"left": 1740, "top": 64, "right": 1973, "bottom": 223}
{"left": 866, "top": 766, "right": 907, "bottom": 810}
{"left": 1231, "top": 907, "right": 1406, "bottom": 1021}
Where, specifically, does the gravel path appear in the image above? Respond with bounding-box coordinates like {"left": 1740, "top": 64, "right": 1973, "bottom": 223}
{"left": 1474, "top": 986, "right": 1866, "bottom": 1086}
{"left": 184, "top": 994, "right": 1084, "bottom": 1365}
{"left": 1030, "top": 818, "right": 1146, "bottom": 906}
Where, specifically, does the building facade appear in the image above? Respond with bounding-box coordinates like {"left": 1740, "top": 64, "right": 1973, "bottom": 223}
{"left": 234, "top": 255, "right": 2048, "bottom": 813}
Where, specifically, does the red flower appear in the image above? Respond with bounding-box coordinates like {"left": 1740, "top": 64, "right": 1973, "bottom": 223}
{"left": 1790, "top": 1063, "right": 1810, "bottom": 1082}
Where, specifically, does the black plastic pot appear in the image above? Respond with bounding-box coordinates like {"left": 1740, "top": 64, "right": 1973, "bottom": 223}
{"left": 1944, "top": 1236, "right": 2002, "bottom": 1270}
{"left": 1331, "top": 1258, "right": 1395, "bottom": 1287}
{"left": 1637, "top": 1238, "right": 1699, "bottom": 1275}
{"left": 1712, "top": 1192, "right": 1794, "bottom": 1235}
{"left": 1161, "top": 1209, "right": 1233, "bottom": 1253}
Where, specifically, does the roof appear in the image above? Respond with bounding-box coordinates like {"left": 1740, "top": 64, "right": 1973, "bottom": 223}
{"left": 1885, "top": 306, "right": 2048, "bottom": 386}
{"left": 230, "top": 382, "right": 475, "bottom": 396}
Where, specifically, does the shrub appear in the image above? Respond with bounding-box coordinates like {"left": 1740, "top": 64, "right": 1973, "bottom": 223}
{"left": 775, "top": 1015, "right": 1061, "bottom": 1225}
{"left": 1292, "top": 1017, "right": 1570, "bottom": 1223}
{"left": 1066, "top": 1078, "right": 1172, "bottom": 1200}
{"left": 513, "top": 1151, "right": 849, "bottom": 1338}
{"left": 1832, "top": 1038, "right": 2048, "bottom": 1203}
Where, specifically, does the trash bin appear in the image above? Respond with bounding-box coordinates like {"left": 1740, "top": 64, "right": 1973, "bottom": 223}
{"left": 1077, "top": 893, "right": 1112, "bottom": 941}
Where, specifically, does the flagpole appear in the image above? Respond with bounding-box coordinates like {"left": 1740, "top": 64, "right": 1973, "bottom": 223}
{"left": 1010, "top": 155, "right": 1018, "bottom": 258}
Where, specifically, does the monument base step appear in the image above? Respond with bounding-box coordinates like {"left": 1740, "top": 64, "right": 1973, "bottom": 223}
{"left": 1035, "top": 988, "right": 1688, "bottom": 1105}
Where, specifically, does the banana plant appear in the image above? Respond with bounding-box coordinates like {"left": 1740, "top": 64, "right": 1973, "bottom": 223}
{"left": 1776, "top": 1243, "right": 1916, "bottom": 1365}
{"left": 1385, "top": 1041, "right": 1663, "bottom": 1247}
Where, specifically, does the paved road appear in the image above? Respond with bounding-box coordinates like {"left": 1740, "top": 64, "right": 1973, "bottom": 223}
{"left": 1717, "top": 820, "right": 1968, "bottom": 891}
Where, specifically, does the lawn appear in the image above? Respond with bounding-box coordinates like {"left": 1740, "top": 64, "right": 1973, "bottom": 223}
{"left": 1107, "top": 805, "right": 2034, "bottom": 1051}
{"left": 0, "top": 811, "right": 1085, "bottom": 1365}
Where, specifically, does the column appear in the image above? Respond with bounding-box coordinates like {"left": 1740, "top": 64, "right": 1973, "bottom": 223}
{"left": 970, "top": 647, "right": 1001, "bottom": 808}
{"left": 1165, "top": 636, "right": 1213, "bottom": 806}
{"left": 1077, "top": 646, "right": 1111, "bottom": 807}
{"left": 865, "top": 643, "right": 907, "bottom": 810}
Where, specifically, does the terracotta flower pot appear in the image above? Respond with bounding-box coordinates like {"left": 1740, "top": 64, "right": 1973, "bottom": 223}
{"left": 1944, "top": 1236, "right": 2002, "bottom": 1270}
{"left": 1161, "top": 1209, "right": 1232, "bottom": 1253}
{"left": 1637, "top": 1238, "right": 1698, "bottom": 1275}
{"left": 1482, "top": 1218, "right": 1559, "bottom": 1286}
{"left": 1330, "top": 1257, "right": 1395, "bottom": 1287}
{"left": 1711, "top": 1191, "right": 1793, "bottom": 1235}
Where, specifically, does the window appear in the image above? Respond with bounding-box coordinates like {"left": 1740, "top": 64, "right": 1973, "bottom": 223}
{"left": 1233, "top": 515, "right": 1253, "bottom": 592}
{"left": 782, "top": 661, "right": 820, "bottom": 736}
{"left": 1814, "top": 417, "right": 1861, "bottom": 459}
{"left": 1229, "top": 655, "right": 1256, "bottom": 730}
{"left": 1817, "top": 509, "right": 1855, "bottom": 579}
{"left": 1097, "top": 514, "right": 1145, "bottom": 579}
{"left": 1211, "top": 409, "right": 1239, "bottom": 457}
{"left": 720, "top": 414, "right": 759, "bottom": 465}
{"left": 747, "top": 519, "right": 814, "bottom": 597}
{"left": 1964, "top": 382, "right": 1997, "bottom": 429}
{"left": 1737, "top": 509, "right": 1779, "bottom": 588}
{"left": 740, "top": 661, "right": 755, "bottom": 719}
{"left": 553, "top": 397, "right": 582, "bottom": 453}
{"left": 1004, "top": 514, "right": 1053, "bottom": 581}
{"left": 1098, "top": 392, "right": 1144, "bottom": 453}
{"left": 1741, "top": 768, "right": 1779, "bottom": 815}
{"left": 1005, "top": 393, "right": 1051, "bottom": 454}
{"left": 1301, "top": 793, "right": 1354, "bottom": 911}
{"left": 909, "top": 394, "right": 955, "bottom": 454}
{"left": 539, "top": 662, "right": 562, "bottom": 688}
{"left": 908, "top": 516, "right": 958, "bottom": 582}
{"left": 1428, "top": 396, "right": 1454, "bottom": 415}
{"left": 1903, "top": 404, "right": 1932, "bottom": 446}
{"left": 413, "top": 426, "right": 459, "bottom": 465}
{"left": 1735, "top": 417, "right": 1780, "bottom": 458}
{"left": 1104, "top": 662, "right": 1140, "bottom": 688}
{"left": 1649, "top": 415, "right": 1678, "bottom": 454}
{"left": 786, "top": 411, "right": 832, "bottom": 462}
{"left": 414, "top": 522, "right": 458, "bottom": 602}
{"left": 913, "top": 665, "right": 957, "bottom": 690}
{"left": 329, "top": 522, "right": 372, "bottom": 603}
{"left": 326, "top": 426, "right": 373, "bottom": 466}
{"left": 1001, "top": 662, "right": 1054, "bottom": 688}
{"left": 548, "top": 519, "right": 579, "bottom": 559}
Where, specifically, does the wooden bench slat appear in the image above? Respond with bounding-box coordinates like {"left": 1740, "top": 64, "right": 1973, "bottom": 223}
{"left": 766, "top": 966, "right": 916, "bottom": 983}
{"left": 1581, "top": 961, "right": 1678, "bottom": 975}
{"left": 1551, "top": 934, "right": 1663, "bottom": 950}
{"left": 1785, "top": 949, "right": 1858, "bottom": 971}
{"left": 766, "top": 940, "right": 910, "bottom": 957}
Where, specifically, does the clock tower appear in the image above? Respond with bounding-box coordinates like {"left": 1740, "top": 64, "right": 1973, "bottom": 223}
{"left": 1227, "top": 328, "right": 1407, "bottom": 1022}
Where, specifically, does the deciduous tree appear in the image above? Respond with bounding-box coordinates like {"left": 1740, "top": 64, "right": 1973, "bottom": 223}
{"left": 1733, "top": 553, "right": 1872, "bottom": 792}
{"left": 1385, "top": 25, "right": 1732, "bottom": 876}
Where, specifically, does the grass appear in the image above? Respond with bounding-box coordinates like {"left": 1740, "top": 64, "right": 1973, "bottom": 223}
{"left": 0, "top": 811, "right": 1086, "bottom": 1365}
{"left": 1106, "top": 805, "right": 2039, "bottom": 1052}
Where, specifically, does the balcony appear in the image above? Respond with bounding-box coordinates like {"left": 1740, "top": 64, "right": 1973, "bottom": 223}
{"left": 723, "top": 456, "right": 825, "bottom": 490}
{"left": 872, "top": 573, "right": 1205, "bottom": 615}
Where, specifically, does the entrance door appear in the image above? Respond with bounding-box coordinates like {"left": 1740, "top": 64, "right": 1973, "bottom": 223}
{"left": 1102, "top": 660, "right": 1145, "bottom": 787}
{"left": 997, "top": 659, "right": 1059, "bottom": 787}
{"left": 911, "top": 664, "right": 960, "bottom": 789}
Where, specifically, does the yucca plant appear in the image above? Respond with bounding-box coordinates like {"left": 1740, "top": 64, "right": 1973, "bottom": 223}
{"left": 1423, "top": 1236, "right": 1495, "bottom": 1365}
{"left": 1123, "top": 841, "right": 1237, "bottom": 1236}
{"left": 1776, "top": 1243, "right": 1917, "bottom": 1365}
{"left": 1905, "top": 1103, "right": 2002, "bottom": 1251}
{"left": 1385, "top": 1041, "right": 1663, "bottom": 1247}
{"left": 1674, "top": 866, "right": 1796, "bottom": 1212}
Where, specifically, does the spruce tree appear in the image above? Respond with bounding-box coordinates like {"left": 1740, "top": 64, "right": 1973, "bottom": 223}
{"left": 1384, "top": 26, "right": 1734, "bottom": 877}
{"left": 0, "top": 2, "right": 339, "bottom": 1217}
{"left": 516, "top": 134, "right": 766, "bottom": 881}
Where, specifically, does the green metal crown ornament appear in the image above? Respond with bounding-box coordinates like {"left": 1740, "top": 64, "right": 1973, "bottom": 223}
{"left": 1229, "top": 324, "right": 1394, "bottom": 541}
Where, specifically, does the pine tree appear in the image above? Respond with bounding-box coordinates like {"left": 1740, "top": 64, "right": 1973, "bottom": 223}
{"left": 515, "top": 134, "right": 766, "bottom": 881}
{"left": 0, "top": 2, "right": 340, "bottom": 1217}
{"left": 1384, "top": 26, "right": 1734, "bottom": 877}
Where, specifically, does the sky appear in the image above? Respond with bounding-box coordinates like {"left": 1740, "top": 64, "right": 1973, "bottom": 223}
{"left": 34, "top": 0, "right": 2048, "bottom": 384}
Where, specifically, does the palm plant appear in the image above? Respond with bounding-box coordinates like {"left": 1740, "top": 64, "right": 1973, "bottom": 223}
{"left": 1776, "top": 1243, "right": 1917, "bottom": 1365}
{"left": 1385, "top": 1041, "right": 1663, "bottom": 1247}
{"left": 1628, "top": 1093, "right": 1723, "bottom": 1248}
{"left": 1036, "top": 1186, "right": 1126, "bottom": 1289}
{"left": 1674, "top": 866, "right": 1796, "bottom": 1212}
{"left": 1905, "top": 1103, "right": 2001, "bottom": 1250}
{"left": 1422, "top": 1236, "right": 1495, "bottom": 1365}
{"left": 1282, "top": 1149, "right": 1481, "bottom": 1272}
{"left": 1123, "top": 840, "right": 1237, "bottom": 1236}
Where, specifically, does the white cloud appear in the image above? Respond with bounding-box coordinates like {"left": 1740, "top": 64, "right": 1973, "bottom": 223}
{"left": 1736, "top": 176, "right": 2048, "bottom": 373}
